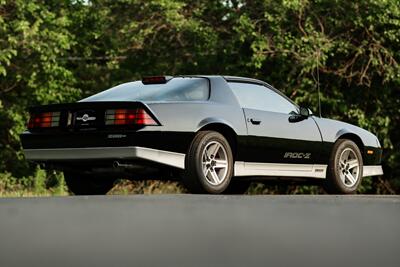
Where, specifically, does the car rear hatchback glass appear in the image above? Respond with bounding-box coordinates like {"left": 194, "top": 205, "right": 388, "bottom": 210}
{"left": 81, "top": 77, "right": 209, "bottom": 102}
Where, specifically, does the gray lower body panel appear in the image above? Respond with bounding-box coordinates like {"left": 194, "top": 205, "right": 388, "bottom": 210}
{"left": 362, "top": 165, "right": 384, "bottom": 177}
{"left": 24, "top": 146, "right": 186, "bottom": 169}
{"left": 24, "top": 147, "right": 383, "bottom": 178}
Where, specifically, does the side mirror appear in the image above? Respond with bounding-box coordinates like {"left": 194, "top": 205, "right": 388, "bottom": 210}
{"left": 299, "top": 106, "right": 310, "bottom": 117}
{"left": 288, "top": 107, "right": 310, "bottom": 123}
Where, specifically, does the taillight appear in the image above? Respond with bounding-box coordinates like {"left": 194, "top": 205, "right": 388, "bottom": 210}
{"left": 28, "top": 112, "right": 61, "bottom": 129}
{"left": 105, "top": 108, "right": 158, "bottom": 126}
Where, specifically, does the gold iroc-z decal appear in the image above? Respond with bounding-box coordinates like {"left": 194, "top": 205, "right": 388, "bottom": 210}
{"left": 284, "top": 152, "right": 311, "bottom": 159}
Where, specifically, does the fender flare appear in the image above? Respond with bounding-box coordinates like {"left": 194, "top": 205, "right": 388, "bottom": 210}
{"left": 196, "top": 117, "right": 238, "bottom": 134}
{"left": 334, "top": 128, "right": 365, "bottom": 149}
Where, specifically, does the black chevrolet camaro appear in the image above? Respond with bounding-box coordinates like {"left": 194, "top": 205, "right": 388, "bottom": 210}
{"left": 20, "top": 76, "right": 383, "bottom": 194}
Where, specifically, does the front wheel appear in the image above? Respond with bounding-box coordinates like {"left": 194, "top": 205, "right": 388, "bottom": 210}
{"left": 183, "top": 131, "right": 234, "bottom": 194}
{"left": 323, "top": 139, "right": 363, "bottom": 194}
{"left": 64, "top": 172, "right": 116, "bottom": 195}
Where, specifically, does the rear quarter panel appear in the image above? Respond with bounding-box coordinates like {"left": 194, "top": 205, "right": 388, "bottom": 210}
{"left": 145, "top": 102, "right": 246, "bottom": 133}
{"left": 138, "top": 76, "right": 247, "bottom": 156}
{"left": 143, "top": 76, "right": 247, "bottom": 135}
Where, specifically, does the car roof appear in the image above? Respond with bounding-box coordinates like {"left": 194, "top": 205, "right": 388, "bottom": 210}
{"left": 222, "top": 75, "right": 268, "bottom": 85}
{"left": 175, "top": 75, "right": 275, "bottom": 88}
{"left": 221, "top": 76, "right": 299, "bottom": 108}
{"left": 172, "top": 75, "right": 298, "bottom": 108}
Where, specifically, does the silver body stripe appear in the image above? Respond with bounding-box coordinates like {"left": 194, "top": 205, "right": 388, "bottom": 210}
{"left": 362, "top": 165, "right": 383, "bottom": 177}
{"left": 234, "top": 161, "right": 327, "bottom": 178}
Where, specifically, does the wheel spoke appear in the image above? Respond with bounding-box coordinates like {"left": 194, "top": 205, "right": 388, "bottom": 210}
{"left": 347, "top": 159, "right": 358, "bottom": 170}
{"left": 208, "top": 169, "right": 220, "bottom": 184}
{"left": 340, "top": 173, "right": 346, "bottom": 184}
{"left": 205, "top": 152, "right": 211, "bottom": 161}
{"left": 344, "top": 149, "right": 351, "bottom": 160}
{"left": 214, "top": 159, "right": 227, "bottom": 168}
{"left": 345, "top": 173, "right": 356, "bottom": 185}
{"left": 202, "top": 163, "right": 208, "bottom": 176}
{"left": 209, "top": 143, "right": 221, "bottom": 158}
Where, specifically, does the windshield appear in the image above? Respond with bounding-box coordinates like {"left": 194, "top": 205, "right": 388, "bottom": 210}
{"left": 81, "top": 77, "right": 209, "bottom": 102}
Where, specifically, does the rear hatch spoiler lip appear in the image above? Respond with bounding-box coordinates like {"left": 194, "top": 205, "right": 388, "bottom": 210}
{"left": 29, "top": 101, "right": 147, "bottom": 112}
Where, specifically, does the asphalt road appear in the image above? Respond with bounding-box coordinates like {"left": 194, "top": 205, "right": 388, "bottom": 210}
{"left": 0, "top": 195, "right": 399, "bottom": 267}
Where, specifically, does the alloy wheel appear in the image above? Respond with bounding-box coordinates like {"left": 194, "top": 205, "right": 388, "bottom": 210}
{"left": 338, "top": 148, "right": 360, "bottom": 188}
{"left": 201, "top": 141, "right": 229, "bottom": 186}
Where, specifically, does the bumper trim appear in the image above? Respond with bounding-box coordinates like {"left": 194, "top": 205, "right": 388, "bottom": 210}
{"left": 363, "top": 165, "right": 383, "bottom": 177}
{"left": 24, "top": 146, "right": 185, "bottom": 169}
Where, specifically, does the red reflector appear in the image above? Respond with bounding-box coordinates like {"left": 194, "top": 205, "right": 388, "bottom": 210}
{"left": 105, "top": 108, "right": 158, "bottom": 126}
{"left": 28, "top": 112, "right": 61, "bottom": 129}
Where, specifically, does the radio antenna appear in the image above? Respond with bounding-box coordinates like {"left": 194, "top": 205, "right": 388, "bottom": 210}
{"left": 316, "top": 49, "right": 322, "bottom": 118}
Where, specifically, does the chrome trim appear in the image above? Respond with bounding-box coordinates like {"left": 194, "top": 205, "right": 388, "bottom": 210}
{"left": 24, "top": 146, "right": 185, "bottom": 169}
{"left": 234, "top": 162, "right": 327, "bottom": 178}
{"left": 363, "top": 165, "right": 383, "bottom": 177}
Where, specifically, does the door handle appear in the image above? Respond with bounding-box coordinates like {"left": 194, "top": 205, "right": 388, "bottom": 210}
{"left": 248, "top": 118, "right": 261, "bottom": 125}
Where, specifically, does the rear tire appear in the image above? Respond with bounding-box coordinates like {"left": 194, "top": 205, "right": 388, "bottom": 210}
{"left": 64, "top": 172, "right": 115, "bottom": 195}
{"left": 183, "top": 131, "right": 234, "bottom": 194}
{"left": 323, "top": 139, "right": 363, "bottom": 194}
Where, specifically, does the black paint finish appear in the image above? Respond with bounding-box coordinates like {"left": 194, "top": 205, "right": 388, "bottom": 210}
{"left": 363, "top": 146, "right": 383, "bottom": 165}
{"left": 21, "top": 131, "right": 194, "bottom": 154}
{"left": 236, "top": 136, "right": 332, "bottom": 164}
{"left": 240, "top": 107, "right": 324, "bottom": 164}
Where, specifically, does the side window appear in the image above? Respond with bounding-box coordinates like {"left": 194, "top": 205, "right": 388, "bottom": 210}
{"left": 229, "top": 82, "right": 297, "bottom": 114}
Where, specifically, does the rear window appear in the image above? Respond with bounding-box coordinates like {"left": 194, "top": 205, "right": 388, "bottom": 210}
{"left": 81, "top": 77, "right": 209, "bottom": 102}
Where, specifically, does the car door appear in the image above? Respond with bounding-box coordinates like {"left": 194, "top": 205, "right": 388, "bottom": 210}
{"left": 229, "top": 82, "right": 323, "bottom": 165}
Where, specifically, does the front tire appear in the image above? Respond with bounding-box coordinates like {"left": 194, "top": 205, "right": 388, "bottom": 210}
{"left": 64, "top": 172, "right": 116, "bottom": 195}
{"left": 183, "top": 131, "right": 234, "bottom": 194}
{"left": 324, "top": 139, "right": 363, "bottom": 194}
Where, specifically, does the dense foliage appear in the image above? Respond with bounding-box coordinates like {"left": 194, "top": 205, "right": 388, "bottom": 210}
{"left": 1, "top": 0, "right": 399, "bottom": 194}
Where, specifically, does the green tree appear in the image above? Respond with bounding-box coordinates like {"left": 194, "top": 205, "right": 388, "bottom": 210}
{"left": 0, "top": 0, "right": 80, "bottom": 178}
{"left": 0, "top": 0, "right": 399, "bottom": 194}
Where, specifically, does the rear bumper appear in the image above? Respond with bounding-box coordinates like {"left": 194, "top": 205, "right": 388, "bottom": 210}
{"left": 20, "top": 130, "right": 194, "bottom": 154}
{"left": 24, "top": 146, "right": 185, "bottom": 169}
